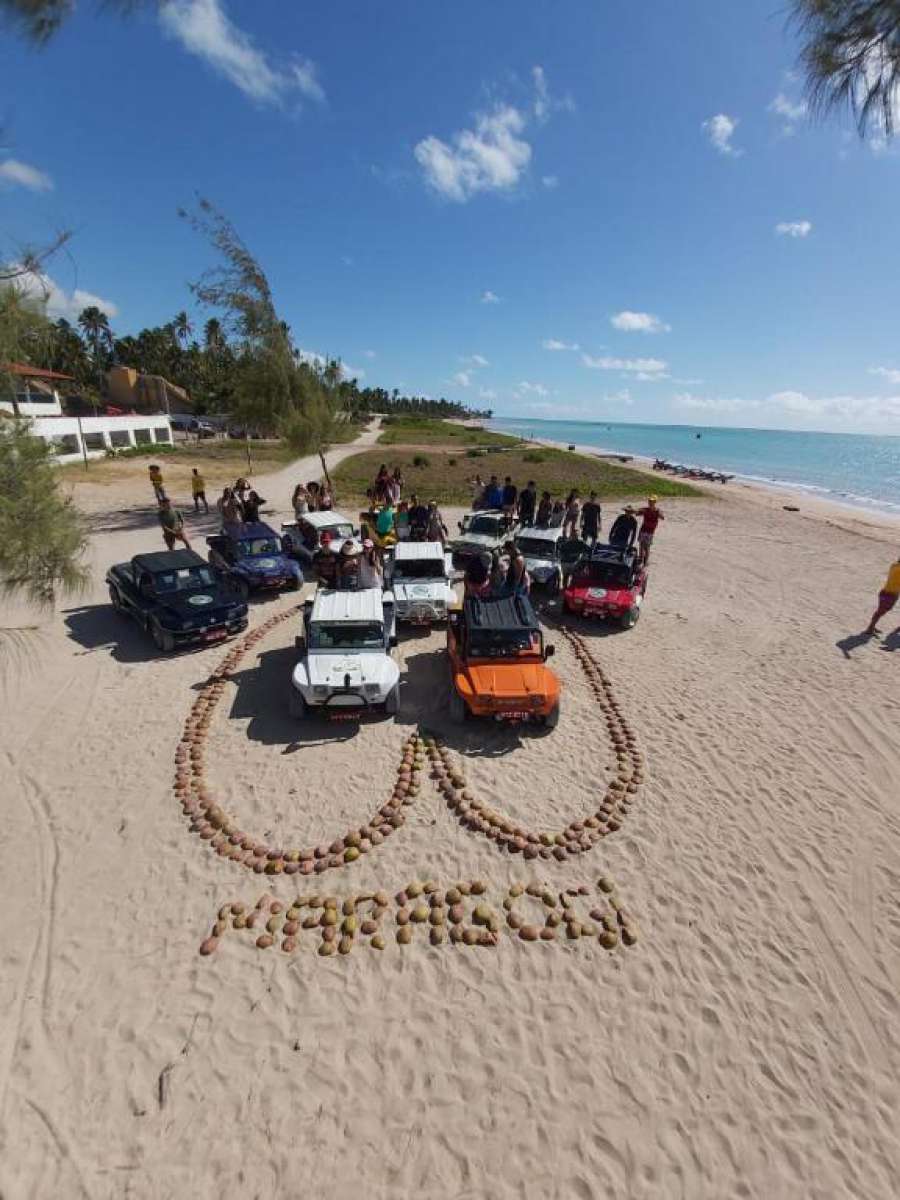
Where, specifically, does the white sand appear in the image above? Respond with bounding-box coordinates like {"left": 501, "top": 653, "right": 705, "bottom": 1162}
{"left": 1, "top": 430, "right": 899, "bottom": 1200}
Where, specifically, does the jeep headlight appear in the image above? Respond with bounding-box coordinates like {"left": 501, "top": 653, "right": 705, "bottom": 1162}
{"left": 364, "top": 683, "right": 381, "bottom": 696}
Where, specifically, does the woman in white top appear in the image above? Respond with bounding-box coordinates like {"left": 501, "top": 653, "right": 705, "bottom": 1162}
{"left": 357, "top": 540, "right": 384, "bottom": 589}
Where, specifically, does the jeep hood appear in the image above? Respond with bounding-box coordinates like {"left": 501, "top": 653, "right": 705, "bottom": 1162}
{"left": 393, "top": 580, "right": 449, "bottom": 603}
{"left": 159, "top": 590, "right": 233, "bottom": 622}
{"left": 461, "top": 661, "right": 556, "bottom": 700}
{"left": 237, "top": 555, "right": 289, "bottom": 576}
{"left": 568, "top": 583, "right": 635, "bottom": 607}
{"left": 300, "top": 653, "right": 399, "bottom": 689}
{"left": 453, "top": 532, "right": 499, "bottom": 551}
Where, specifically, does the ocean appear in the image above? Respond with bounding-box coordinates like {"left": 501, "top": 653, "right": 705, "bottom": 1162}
{"left": 488, "top": 418, "right": 900, "bottom": 516}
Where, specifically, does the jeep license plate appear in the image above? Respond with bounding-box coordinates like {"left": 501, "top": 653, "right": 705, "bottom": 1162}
{"left": 496, "top": 711, "right": 531, "bottom": 722}
{"left": 204, "top": 629, "right": 226, "bottom": 642}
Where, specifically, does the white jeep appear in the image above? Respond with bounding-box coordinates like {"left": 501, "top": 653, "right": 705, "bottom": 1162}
{"left": 289, "top": 587, "right": 400, "bottom": 718}
{"left": 385, "top": 540, "right": 455, "bottom": 625}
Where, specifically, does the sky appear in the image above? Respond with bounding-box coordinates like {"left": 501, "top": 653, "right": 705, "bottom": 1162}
{"left": 2, "top": 0, "right": 900, "bottom": 435}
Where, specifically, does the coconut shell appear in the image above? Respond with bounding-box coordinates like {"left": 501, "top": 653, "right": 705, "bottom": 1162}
{"left": 361, "top": 919, "right": 378, "bottom": 936}
{"left": 462, "top": 928, "right": 479, "bottom": 946}
{"left": 371, "top": 934, "right": 386, "bottom": 950}
{"left": 282, "top": 936, "right": 297, "bottom": 953}
{"left": 319, "top": 941, "right": 336, "bottom": 956}
{"left": 411, "top": 905, "right": 429, "bottom": 923}
{"left": 518, "top": 925, "right": 540, "bottom": 942}
{"left": 256, "top": 934, "right": 274, "bottom": 950}
{"left": 397, "top": 926, "right": 413, "bottom": 945}
{"left": 199, "top": 936, "right": 219, "bottom": 956}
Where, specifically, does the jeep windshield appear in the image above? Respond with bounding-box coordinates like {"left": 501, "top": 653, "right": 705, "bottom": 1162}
{"left": 237, "top": 537, "right": 281, "bottom": 557}
{"left": 467, "top": 516, "right": 502, "bottom": 537}
{"left": 309, "top": 622, "right": 384, "bottom": 650}
{"left": 516, "top": 537, "right": 557, "bottom": 559}
{"left": 393, "top": 559, "right": 445, "bottom": 580}
{"left": 468, "top": 628, "right": 541, "bottom": 658}
{"left": 321, "top": 523, "right": 353, "bottom": 541}
{"left": 574, "top": 561, "right": 631, "bottom": 589}
{"left": 153, "top": 566, "right": 217, "bottom": 593}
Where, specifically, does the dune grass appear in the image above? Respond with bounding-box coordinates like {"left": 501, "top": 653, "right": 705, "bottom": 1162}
{"left": 333, "top": 445, "right": 700, "bottom": 507}
{"left": 376, "top": 416, "right": 521, "bottom": 447}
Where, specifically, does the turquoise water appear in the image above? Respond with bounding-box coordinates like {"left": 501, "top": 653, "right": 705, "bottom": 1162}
{"left": 489, "top": 418, "right": 900, "bottom": 515}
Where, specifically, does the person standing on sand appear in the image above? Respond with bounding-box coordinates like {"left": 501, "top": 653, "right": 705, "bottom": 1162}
{"left": 580, "top": 491, "right": 602, "bottom": 547}
{"left": 148, "top": 464, "right": 165, "bottom": 501}
{"left": 536, "top": 491, "right": 553, "bottom": 527}
{"left": 518, "top": 480, "right": 537, "bottom": 527}
{"left": 609, "top": 506, "right": 638, "bottom": 549}
{"left": 865, "top": 554, "right": 900, "bottom": 636}
{"left": 637, "top": 496, "right": 664, "bottom": 564}
{"left": 191, "top": 468, "right": 209, "bottom": 514}
{"left": 158, "top": 497, "right": 191, "bottom": 551}
{"left": 562, "top": 491, "right": 581, "bottom": 539}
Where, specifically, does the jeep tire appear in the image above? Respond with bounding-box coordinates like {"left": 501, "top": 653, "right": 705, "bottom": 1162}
{"left": 543, "top": 700, "right": 561, "bottom": 731}
{"left": 385, "top": 685, "right": 400, "bottom": 716}
{"left": 449, "top": 689, "right": 468, "bottom": 723}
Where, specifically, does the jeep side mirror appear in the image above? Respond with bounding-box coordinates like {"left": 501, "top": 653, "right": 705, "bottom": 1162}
{"left": 545, "top": 644, "right": 555, "bottom": 658}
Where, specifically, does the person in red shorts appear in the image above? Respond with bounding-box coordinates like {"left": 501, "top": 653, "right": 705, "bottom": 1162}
{"left": 637, "top": 496, "right": 664, "bottom": 564}
{"left": 865, "top": 555, "right": 900, "bottom": 636}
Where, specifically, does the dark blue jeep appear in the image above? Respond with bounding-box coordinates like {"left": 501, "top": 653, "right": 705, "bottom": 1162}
{"left": 206, "top": 521, "right": 303, "bottom": 599}
{"left": 106, "top": 549, "right": 248, "bottom": 652}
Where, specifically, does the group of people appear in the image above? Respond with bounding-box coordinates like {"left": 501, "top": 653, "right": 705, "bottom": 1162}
{"left": 149, "top": 463, "right": 266, "bottom": 553}
{"left": 463, "top": 540, "right": 530, "bottom": 600}
{"left": 291, "top": 479, "right": 334, "bottom": 517}
{"left": 311, "top": 533, "right": 384, "bottom": 592}
{"left": 468, "top": 471, "right": 665, "bottom": 564}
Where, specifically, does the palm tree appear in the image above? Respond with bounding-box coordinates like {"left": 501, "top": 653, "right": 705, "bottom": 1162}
{"left": 203, "top": 317, "right": 224, "bottom": 352}
{"left": 77, "top": 305, "right": 113, "bottom": 414}
{"left": 173, "top": 310, "right": 193, "bottom": 349}
{"left": 792, "top": 1, "right": 900, "bottom": 139}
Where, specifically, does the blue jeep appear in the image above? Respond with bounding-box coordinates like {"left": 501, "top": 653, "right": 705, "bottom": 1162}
{"left": 206, "top": 521, "right": 303, "bottom": 599}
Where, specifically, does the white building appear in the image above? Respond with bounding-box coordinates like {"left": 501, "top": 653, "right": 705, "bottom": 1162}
{"left": 1, "top": 363, "right": 173, "bottom": 462}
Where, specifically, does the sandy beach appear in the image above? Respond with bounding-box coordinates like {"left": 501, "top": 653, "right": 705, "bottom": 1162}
{"left": 2, "top": 428, "right": 899, "bottom": 1200}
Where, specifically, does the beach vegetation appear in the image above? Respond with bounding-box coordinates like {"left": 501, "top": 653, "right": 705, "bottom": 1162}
{"left": 333, "top": 446, "right": 701, "bottom": 506}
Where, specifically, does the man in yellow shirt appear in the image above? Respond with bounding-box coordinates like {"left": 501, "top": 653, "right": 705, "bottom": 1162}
{"left": 148, "top": 464, "right": 165, "bottom": 500}
{"left": 865, "top": 556, "right": 900, "bottom": 636}
{"left": 191, "top": 468, "right": 209, "bottom": 514}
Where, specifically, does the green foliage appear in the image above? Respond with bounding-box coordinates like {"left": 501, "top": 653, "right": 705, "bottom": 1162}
{"left": 378, "top": 417, "right": 519, "bottom": 447}
{"left": 0, "top": 421, "right": 89, "bottom": 606}
{"left": 333, "top": 447, "right": 701, "bottom": 507}
{"left": 0, "top": 284, "right": 51, "bottom": 412}
{"left": 0, "top": 0, "right": 74, "bottom": 42}
{"left": 412, "top": 454, "right": 430, "bottom": 468}
{"left": 104, "top": 443, "right": 178, "bottom": 460}
{"left": 523, "top": 450, "right": 547, "bottom": 463}
{"left": 791, "top": 1, "right": 900, "bottom": 138}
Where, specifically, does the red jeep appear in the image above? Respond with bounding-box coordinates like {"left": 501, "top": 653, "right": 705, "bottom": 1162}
{"left": 562, "top": 545, "right": 647, "bottom": 630}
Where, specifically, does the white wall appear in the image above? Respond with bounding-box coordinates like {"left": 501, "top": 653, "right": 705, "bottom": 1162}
{"left": 0, "top": 390, "right": 63, "bottom": 418}
{"left": 29, "top": 415, "right": 174, "bottom": 463}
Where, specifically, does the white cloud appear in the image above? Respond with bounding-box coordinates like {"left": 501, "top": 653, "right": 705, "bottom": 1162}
{"left": 363, "top": 349, "right": 376, "bottom": 359}
{"left": 341, "top": 363, "right": 365, "bottom": 381}
{"left": 481, "top": 290, "right": 501, "bottom": 304}
{"left": 775, "top": 220, "right": 812, "bottom": 238}
{"left": 532, "top": 65, "right": 575, "bottom": 123}
{"left": 415, "top": 104, "right": 532, "bottom": 202}
{"left": 541, "top": 175, "right": 559, "bottom": 189}
{"left": 516, "top": 380, "right": 549, "bottom": 398}
{"left": 702, "top": 113, "right": 742, "bottom": 157}
{"left": 582, "top": 353, "right": 668, "bottom": 376}
{"left": 479, "top": 387, "right": 497, "bottom": 402}
{"left": 542, "top": 338, "right": 579, "bottom": 351}
{"left": 869, "top": 366, "right": 900, "bottom": 384}
{"left": 453, "top": 371, "right": 472, "bottom": 388}
{"left": 16, "top": 269, "right": 118, "bottom": 320}
{"left": 674, "top": 388, "right": 900, "bottom": 427}
{"left": 610, "top": 310, "right": 671, "bottom": 334}
{"left": 159, "top": 0, "right": 325, "bottom": 107}
{"left": 674, "top": 391, "right": 748, "bottom": 415}
{"left": 462, "top": 353, "right": 489, "bottom": 368}
{"left": 0, "top": 158, "right": 53, "bottom": 192}
{"left": 769, "top": 92, "right": 807, "bottom": 135}
{"left": 297, "top": 347, "right": 327, "bottom": 370}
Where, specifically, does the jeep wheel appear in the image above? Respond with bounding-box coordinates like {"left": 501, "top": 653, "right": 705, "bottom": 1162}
{"left": 288, "top": 684, "right": 307, "bottom": 718}
{"left": 620, "top": 606, "right": 639, "bottom": 631}
{"left": 547, "top": 572, "right": 560, "bottom": 596}
{"left": 150, "top": 619, "right": 175, "bottom": 653}
{"left": 385, "top": 685, "right": 400, "bottom": 716}
{"left": 543, "top": 700, "right": 561, "bottom": 730}
{"left": 108, "top": 585, "right": 125, "bottom": 614}
{"left": 449, "top": 690, "right": 468, "bottom": 723}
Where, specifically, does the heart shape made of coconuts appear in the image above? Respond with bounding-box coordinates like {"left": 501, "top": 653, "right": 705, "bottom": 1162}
{"left": 173, "top": 612, "right": 643, "bottom": 877}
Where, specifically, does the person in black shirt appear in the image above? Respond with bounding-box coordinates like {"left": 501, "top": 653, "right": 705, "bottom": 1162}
{"left": 580, "top": 491, "right": 602, "bottom": 547}
{"left": 242, "top": 490, "right": 265, "bottom": 523}
{"left": 536, "top": 492, "right": 553, "bottom": 526}
{"left": 518, "top": 480, "right": 537, "bottom": 527}
{"left": 501, "top": 476, "right": 518, "bottom": 516}
{"left": 608, "top": 506, "right": 638, "bottom": 549}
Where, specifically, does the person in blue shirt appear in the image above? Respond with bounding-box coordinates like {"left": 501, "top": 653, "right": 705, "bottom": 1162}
{"left": 483, "top": 475, "right": 503, "bottom": 509}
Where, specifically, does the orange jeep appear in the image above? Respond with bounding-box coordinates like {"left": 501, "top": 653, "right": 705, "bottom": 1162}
{"left": 447, "top": 594, "right": 561, "bottom": 728}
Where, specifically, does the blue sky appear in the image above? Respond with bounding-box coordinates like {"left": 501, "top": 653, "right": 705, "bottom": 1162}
{"left": 2, "top": 0, "right": 900, "bottom": 434}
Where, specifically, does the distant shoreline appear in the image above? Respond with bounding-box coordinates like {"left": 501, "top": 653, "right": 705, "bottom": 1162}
{"left": 485, "top": 419, "right": 900, "bottom": 528}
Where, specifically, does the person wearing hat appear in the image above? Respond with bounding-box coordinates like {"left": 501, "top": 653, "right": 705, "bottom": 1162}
{"left": 337, "top": 539, "right": 361, "bottom": 590}
{"left": 609, "top": 505, "right": 638, "bottom": 549}
{"left": 358, "top": 539, "right": 384, "bottom": 589}
{"left": 312, "top": 530, "right": 338, "bottom": 587}
{"left": 580, "top": 491, "right": 602, "bottom": 548}
{"left": 637, "top": 496, "right": 664, "bottom": 563}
